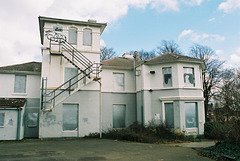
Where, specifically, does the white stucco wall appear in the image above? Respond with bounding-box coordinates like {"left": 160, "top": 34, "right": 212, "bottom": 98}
{"left": 0, "top": 73, "right": 40, "bottom": 98}
{"left": 101, "top": 68, "right": 135, "bottom": 93}
{"left": 0, "top": 107, "right": 25, "bottom": 140}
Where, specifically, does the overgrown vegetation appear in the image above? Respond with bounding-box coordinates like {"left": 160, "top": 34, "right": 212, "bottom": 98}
{"left": 203, "top": 121, "right": 240, "bottom": 160}
{"left": 85, "top": 122, "right": 200, "bottom": 143}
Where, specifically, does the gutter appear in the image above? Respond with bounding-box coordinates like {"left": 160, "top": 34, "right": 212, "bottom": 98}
{"left": 17, "top": 107, "right": 22, "bottom": 141}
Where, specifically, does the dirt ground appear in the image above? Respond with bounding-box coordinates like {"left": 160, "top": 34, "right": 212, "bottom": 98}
{"left": 0, "top": 138, "right": 213, "bottom": 161}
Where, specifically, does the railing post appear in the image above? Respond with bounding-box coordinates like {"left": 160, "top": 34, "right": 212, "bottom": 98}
{"left": 72, "top": 49, "right": 74, "bottom": 63}
{"left": 53, "top": 91, "right": 55, "bottom": 108}
{"left": 69, "top": 81, "right": 71, "bottom": 95}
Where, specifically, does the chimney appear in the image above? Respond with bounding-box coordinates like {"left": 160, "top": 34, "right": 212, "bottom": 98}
{"left": 122, "top": 53, "right": 134, "bottom": 59}
{"left": 88, "top": 19, "right": 97, "bottom": 23}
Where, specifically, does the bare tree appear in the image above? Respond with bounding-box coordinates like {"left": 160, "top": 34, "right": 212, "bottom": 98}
{"left": 215, "top": 69, "right": 240, "bottom": 122}
{"left": 100, "top": 47, "right": 117, "bottom": 61}
{"left": 129, "top": 49, "right": 157, "bottom": 60}
{"left": 156, "top": 40, "right": 182, "bottom": 55}
{"left": 189, "top": 44, "right": 224, "bottom": 119}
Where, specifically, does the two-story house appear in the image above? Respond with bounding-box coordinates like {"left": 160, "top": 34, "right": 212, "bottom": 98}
{"left": 0, "top": 16, "right": 205, "bottom": 140}
{"left": 101, "top": 53, "right": 205, "bottom": 135}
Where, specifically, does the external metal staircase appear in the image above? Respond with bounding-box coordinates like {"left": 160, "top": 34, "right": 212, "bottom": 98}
{"left": 41, "top": 31, "right": 101, "bottom": 111}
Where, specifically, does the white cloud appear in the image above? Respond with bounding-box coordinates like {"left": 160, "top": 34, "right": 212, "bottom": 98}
{"left": 178, "top": 29, "right": 194, "bottom": 40}
{"left": 150, "top": 0, "right": 179, "bottom": 11}
{"left": 230, "top": 54, "right": 240, "bottom": 63}
{"left": 182, "top": 0, "right": 203, "bottom": 6}
{"left": 218, "top": 0, "right": 240, "bottom": 13}
{"left": 236, "top": 48, "right": 240, "bottom": 53}
{"left": 178, "top": 30, "right": 225, "bottom": 42}
{"left": 100, "top": 39, "right": 106, "bottom": 48}
{"left": 215, "top": 50, "right": 223, "bottom": 55}
{"left": 208, "top": 17, "right": 215, "bottom": 22}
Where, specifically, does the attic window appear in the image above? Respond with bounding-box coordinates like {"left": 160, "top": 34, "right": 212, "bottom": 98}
{"left": 83, "top": 28, "right": 92, "bottom": 46}
{"left": 68, "top": 27, "right": 77, "bottom": 44}
{"left": 162, "top": 67, "right": 172, "bottom": 87}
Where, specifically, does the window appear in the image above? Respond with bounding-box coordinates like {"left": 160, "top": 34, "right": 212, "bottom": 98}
{"left": 0, "top": 113, "right": 4, "bottom": 127}
{"left": 64, "top": 68, "right": 78, "bottom": 89}
{"left": 83, "top": 28, "right": 92, "bottom": 46}
{"left": 184, "top": 67, "right": 195, "bottom": 87}
{"left": 185, "top": 103, "right": 198, "bottom": 128}
{"left": 68, "top": 27, "right": 77, "bottom": 44}
{"left": 164, "top": 103, "right": 174, "bottom": 128}
{"left": 62, "top": 104, "right": 78, "bottom": 131}
{"left": 163, "top": 67, "right": 172, "bottom": 87}
{"left": 14, "top": 75, "right": 26, "bottom": 93}
{"left": 113, "top": 104, "right": 126, "bottom": 128}
{"left": 27, "top": 113, "right": 38, "bottom": 128}
{"left": 113, "top": 73, "right": 124, "bottom": 91}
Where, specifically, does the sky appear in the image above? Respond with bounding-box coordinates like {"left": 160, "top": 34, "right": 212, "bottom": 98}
{"left": 0, "top": 0, "right": 240, "bottom": 68}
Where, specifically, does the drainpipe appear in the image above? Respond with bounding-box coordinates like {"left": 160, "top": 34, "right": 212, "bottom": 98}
{"left": 17, "top": 107, "right": 22, "bottom": 141}
{"left": 97, "top": 79, "right": 102, "bottom": 139}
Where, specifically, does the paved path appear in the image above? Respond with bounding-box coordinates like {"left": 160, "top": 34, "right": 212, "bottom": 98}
{"left": 0, "top": 139, "right": 214, "bottom": 161}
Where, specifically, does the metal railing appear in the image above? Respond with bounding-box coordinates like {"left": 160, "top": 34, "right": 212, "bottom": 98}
{"left": 41, "top": 31, "right": 102, "bottom": 109}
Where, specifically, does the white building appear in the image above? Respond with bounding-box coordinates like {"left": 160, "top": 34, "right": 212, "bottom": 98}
{"left": 0, "top": 16, "right": 205, "bottom": 140}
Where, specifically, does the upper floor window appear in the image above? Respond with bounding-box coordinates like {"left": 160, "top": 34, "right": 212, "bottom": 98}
{"left": 68, "top": 27, "right": 77, "bottom": 44}
{"left": 83, "top": 28, "right": 92, "bottom": 46}
{"left": 14, "top": 75, "right": 26, "bottom": 93}
{"left": 162, "top": 67, "right": 172, "bottom": 87}
{"left": 113, "top": 73, "right": 124, "bottom": 91}
{"left": 184, "top": 67, "right": 195, "bottom": 87}
{"left": 64, "top": 67, "right": 78, "bottom": 89}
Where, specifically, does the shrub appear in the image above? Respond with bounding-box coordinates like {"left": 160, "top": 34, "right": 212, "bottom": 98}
{"left": 204, "top": 122, "right": 214, "bottom": 139}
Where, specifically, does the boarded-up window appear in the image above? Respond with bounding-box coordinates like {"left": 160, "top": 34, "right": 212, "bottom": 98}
{"left": 83, "top": 29, "right": 92, "bottom": 46}
{"left": 68, "top": 28, "right": 77, "bottom": 44}
{"left": 163, "top": 67, "right": 172, "bottom": 87}
{"left": 0, "top": 113, "right": 4, "bottom": 127}
{"left": 113, "top": 104, "right": 126, "bottom": 128}
{"left": 113, "top": 73, "right": 124, "bottom": 91}
{"left": 14, "top": 75, "right": 26, "bottom": 93}
{"left": 184, "top": 67, "right": 195, "bottom": 87}
{"left": 185, "top": 102, "right": 198, "bottom": 128}
{"left": 64, "top": 68, "right": 78, "bottom": 89}
{"left": 63, "top": 104, "right": 78, "bottom": 131}
{"left": 165, "top": 103, "right": 174, "bottom": 128}
{"left": 27, "top": 113, "right": 38, "bottom": 128}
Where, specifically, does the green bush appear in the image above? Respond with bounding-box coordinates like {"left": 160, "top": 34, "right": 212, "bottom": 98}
{"left": 204, "top": 122, "right": 214, "bottom": 139}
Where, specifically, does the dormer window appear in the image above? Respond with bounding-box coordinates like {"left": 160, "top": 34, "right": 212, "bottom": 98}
{"left": 68, "top": 27, "right": 77, "bottom": 44}
{"left": 184, "top": 67, "right": 195, "bottom": 87}
{"left": 162, "top": 67, "right": 172, "bottom": 87}
{"left": 83, "top": 28, "right": 92, "bottom": 46}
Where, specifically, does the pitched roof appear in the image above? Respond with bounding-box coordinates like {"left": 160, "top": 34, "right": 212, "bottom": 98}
{"left": 0, "top": 98, "right": 27, "bottom": 108}
{"left": 145, "top": 52, "right": 204, "bottom": 65}
{"left": 101, "top": 57, "right": 144, "bottom": 69}
{"left": 0, "top": 62, "right": 42, "bottom": 73}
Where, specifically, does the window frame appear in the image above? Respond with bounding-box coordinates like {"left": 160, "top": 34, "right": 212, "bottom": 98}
{"left": 14, "top": 75, "right": 27, "bottom": 94}
{"left": 68, "top": 27, "right": 77, "bottom": 44}
{"left": 184, "top": 102, "right": 198, "bottom": 128}
{"left": 112, "top": 104, "right": 126, "bottom": 129}
{"left": 0, "top": 112, "right": 5, "bottom": 127}
{"left": 183, "top": 67, "right": 195, "bottom": 87}
{"left": 64, "top": 67, "right": 78, "bottom": 89}
{"left": 162, "top": 67, "right": 172, "bottom": 87}
{"left": 83, "top": 28, "right": 92, "bottom": 46}
{"left": 113, "top": 73, "right": 125, "bottom": 91}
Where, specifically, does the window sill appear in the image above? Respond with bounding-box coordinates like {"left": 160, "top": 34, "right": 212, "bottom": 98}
{"left": 12, "top": 93, "right": 27, "bottom": 96}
